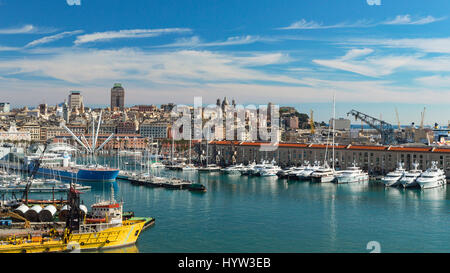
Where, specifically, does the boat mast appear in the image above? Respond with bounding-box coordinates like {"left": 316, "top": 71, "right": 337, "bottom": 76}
{"left": 332, "top": 91, "right": 336, "bottom": 170}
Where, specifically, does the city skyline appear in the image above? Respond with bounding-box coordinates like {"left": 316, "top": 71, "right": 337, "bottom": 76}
{"left": 1, "top": 0, "right": 450, "bottom": 125}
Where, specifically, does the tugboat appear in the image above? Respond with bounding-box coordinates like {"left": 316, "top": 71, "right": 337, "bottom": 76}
{"left": 0, "top": 185, "right": 153, "bottom": 253}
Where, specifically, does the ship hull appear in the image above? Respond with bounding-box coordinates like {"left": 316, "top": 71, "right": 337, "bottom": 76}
{"left": 30, "top": 165, "right": 119, "bottom": 182}
{"left": 0, "top": 219, "right": 148, "bottom": 253}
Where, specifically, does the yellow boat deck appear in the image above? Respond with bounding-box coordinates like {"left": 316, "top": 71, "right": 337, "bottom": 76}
{"left": 0, "top": 219, "right": 149, "bottom": 253}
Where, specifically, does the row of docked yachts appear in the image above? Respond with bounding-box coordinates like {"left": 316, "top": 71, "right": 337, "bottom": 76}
{"left": 381, "top": 161, "right": 446, "bottom": 190}
{"left": 219, "top": 159, "right": 447, "bottom": 189}
{"left": 221, "top": 160, "right": 369, "bottom": 184}
{"left": 277, "top": 161, "right": 369, "bottom": 184}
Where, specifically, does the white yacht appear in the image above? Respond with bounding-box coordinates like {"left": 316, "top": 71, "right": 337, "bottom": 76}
{"left": 381, "top": 162, "right": 406, "bottom": 187}
{"left": 335, "top": 162, "right": 369, "bottom": 184}
{"left": 182, "top": 164, "right": 198, "bottom": 172}
{"left": 285, "top": 162, "right": 310, "bottom": 180}
{"left": 416, "top": 161, "right": 446, "bottom": 190}
{"left": 296, "top": 161, "right": 321, "bottom": 180}
{"left": 310, "top": 162, "right": 336, "bottom": 183}
{"left": 197, "top": 164, "right": 221, "bottom": 172}
{"left": 240, "top": 161, "right": 257, "bottom": 175}
{"left": 400, "top": 162, "right": 422, "bottom": 188}
{"left": 221, "top": 164, "right": 244, "bottom": 175}
{"left": 259, "top": 163, "right": 282, "bottom": 177}
{"left": 149, "top": 162, "right": 165, "bottom": 169}
{"left": 277, "top": 165, "right": 305, "bottom": 179}
{"left": 247, "top": 161, "right": 270, "bottom": 176}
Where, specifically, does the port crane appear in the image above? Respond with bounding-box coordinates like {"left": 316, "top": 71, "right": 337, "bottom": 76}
{"left": 347, "top": 109, "right": 396, "bottom": 145}
{"left": 0, "top": 210, "right": 30, "bottom": 228}
{"left": 22, "top": 139, "right": 53, "bottom": 205}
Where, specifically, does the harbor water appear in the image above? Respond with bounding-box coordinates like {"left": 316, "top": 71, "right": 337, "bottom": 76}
{"left": 14, "top": 155, "right": 450, "bottom": 253}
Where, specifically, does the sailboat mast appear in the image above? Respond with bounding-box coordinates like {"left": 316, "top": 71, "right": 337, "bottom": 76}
{"left": 332, "top": 92, "right": 336, "bottom": 170}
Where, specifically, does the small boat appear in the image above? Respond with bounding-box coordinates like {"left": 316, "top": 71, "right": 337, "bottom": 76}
{"left": 187, "top": 183, "right": 207, "bottom": 192}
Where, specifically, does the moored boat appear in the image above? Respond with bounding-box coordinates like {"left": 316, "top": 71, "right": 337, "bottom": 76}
{"left": 416, "top": 161, "right": 446, "bottom": 190}
{"left": 381, "top": 162, "right": 405, "bottom": 187}
{"left": 400, "top": 162, "right": 422, "bottom": 188}
{"left": 335, "top": 162, "right": 369, "bottom": 184}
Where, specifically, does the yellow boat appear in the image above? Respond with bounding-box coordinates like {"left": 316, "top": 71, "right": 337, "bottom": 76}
{"left": 0, "top": 186, "right": 154, "bottom": 253}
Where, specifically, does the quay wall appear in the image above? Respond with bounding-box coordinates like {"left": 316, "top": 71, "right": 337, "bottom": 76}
{"left": 208, "top": 141, "right": 450, "bottom": 176}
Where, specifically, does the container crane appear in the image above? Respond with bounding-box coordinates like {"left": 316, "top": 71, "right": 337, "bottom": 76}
{"left": 347, "top": 109, "right": 396, "bottom": 145}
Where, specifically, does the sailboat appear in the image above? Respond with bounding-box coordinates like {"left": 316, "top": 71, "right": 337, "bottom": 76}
{"left": 182, "top": 135, "right": 197, "bottom": 171}
{"left": 311, "top": 92, "right": 337, "bottom": 183}
{"left": 197, "top": 140, "right": 221, "bottom": 172}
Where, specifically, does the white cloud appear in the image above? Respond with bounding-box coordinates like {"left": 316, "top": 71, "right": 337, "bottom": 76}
{"left": 383, "top": 15, "right": 445, "bottom": 25}
{"left": 278, "top": 19, "right": 374, "bottom": 30}
{"left": 347, "top": 37, "right": 450, "bottom": 54}
{"left": 279, "top": 15, "right": 444, "bottom": 30}
{"left": 74, "top": 28, "right": 191, "bottom": 45}
{"left": 155, "top": 35, "right": 271, "bottom": 48}
{"left": 0, "top": 48, "right": 303, "bottom": 86}
{"left": 25, "top": 30, "right": 84, "bottom": 47}
{"left": 313, "top": 48, "right": 417, "bottom": 77}
{"left": 0, "top": 24, "right": 36, "bottom": 34}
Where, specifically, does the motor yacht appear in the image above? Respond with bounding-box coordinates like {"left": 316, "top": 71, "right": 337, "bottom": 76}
{"left": 416, "top": 161, "right": 446, "bottom": 190}
{"left": 335, "top": 162, "right": 369, "bottom": 184}
{"left": 296, "top": 161, "right": 321, "bottom": 181}
{"left": 400, "top": 162, "right": 422, "bottom": 188}
{"left": 381, "top": 162, "right": 406, "bottom": 187}
{"left": 310, "top": 162, "right": 336, "bottom": 183}
{"left": 221, "top": 164, "right": 244, "bottom": 175}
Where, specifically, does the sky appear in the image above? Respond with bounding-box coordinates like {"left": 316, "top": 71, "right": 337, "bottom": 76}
{"left": 1, "top": 0, "right": 450, "bottom": 125}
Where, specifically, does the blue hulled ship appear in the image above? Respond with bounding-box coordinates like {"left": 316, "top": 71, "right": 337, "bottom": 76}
{"left": 25, "top": 151, "right": 119, "bottom": 183}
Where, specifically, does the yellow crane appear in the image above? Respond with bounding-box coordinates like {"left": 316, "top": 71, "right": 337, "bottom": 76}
{"left": 0, "top": 210, "right": 31, "bottom": 229}
{"left": 310, "top": 110, "right": 315, "bottom": 134}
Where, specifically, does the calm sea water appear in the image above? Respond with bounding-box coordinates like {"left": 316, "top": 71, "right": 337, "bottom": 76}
{"left": 25, "top": 156, "right": 450, "bottom": 253}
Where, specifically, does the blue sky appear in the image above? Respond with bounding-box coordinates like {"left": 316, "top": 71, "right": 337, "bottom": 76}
{"left": 1, "top": 0, "right": 450, "bottom": 125}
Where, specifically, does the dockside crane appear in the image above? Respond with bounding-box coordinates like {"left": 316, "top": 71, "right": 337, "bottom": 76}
{"left": 22, "top": 139, "right": 53, "bottom": 205}
{"left": 347, "top": 109, "right": 396, "bottom": 145}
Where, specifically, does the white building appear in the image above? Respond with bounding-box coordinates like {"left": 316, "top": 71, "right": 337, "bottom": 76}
{"left": 0, "top": 103, "right": 10, "bottom": 113}
{"left": 140, "top": 122, "right": 170, "bottom": 139}
{"left": 0, "top": 124, "right": 31, "bottom": 143}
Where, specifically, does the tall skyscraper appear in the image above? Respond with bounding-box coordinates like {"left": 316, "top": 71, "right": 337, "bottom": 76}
{"left": 68, "top": 91, "right": 83, "bottom": 110}
{"left": 111, "top": 83, "right": 125, "bottom": 110}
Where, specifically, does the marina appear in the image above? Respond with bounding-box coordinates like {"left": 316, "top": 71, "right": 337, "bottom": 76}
{"left": 0, "top": 151, "right": 449, "bottom": 253}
